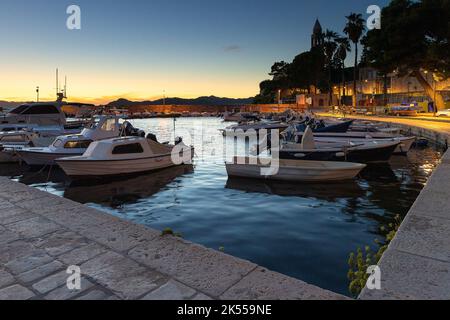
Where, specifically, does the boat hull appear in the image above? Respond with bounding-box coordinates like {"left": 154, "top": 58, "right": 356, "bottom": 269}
{"left": 0, "top": 150, "right": 19, "bottom": 163}
{"left": 56, "top": 153, "right": 192, "bottom": 179}
{"left": 280, "top": 142, "right": 399, "bottom": 163}
{"left": 295, "top": 133, "right": 416, "bottom": 155}
{"left": 226, "top": 159, "right": 365, "bottom": 182}
{"left": 18, "top": 150, "right": 83, "bottom": 166}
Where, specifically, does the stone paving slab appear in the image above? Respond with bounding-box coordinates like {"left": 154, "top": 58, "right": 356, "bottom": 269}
{"left": 0, "top": 176, "right": 346, "bottom": 300}
{"left": 128, "top": 237, "right": 258, "bottom": 298}
{"left": 0, "top": 269, "right": 15, "bottom": 289}
{"left": 221, "top": 267, "right": 348, "bottom": 300}
{"left": 141, "top": 280, "right": 197, "bottom": 300}
{"left": 0, "top": 285, "right": 35, "bottom": 300}
{"left": 17, "top": 261, "right": 65, "bottom": 284}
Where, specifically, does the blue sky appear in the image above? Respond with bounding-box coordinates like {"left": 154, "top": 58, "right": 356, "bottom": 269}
{"left": 0, "top": 0, "right": 389, "bottom": 103}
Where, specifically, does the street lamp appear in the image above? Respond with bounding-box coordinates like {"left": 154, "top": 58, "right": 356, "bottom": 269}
{"left": 277, "top": 89, "right": 281, "bottom": 113}
{"left": 433, "top": 74, "right": 437, "bottom": 116}
{"left": 36, "top": 86, "right": 39, "bottom": 102}
{"left": 407, "top": 81, "right": 412, "bottom": 102}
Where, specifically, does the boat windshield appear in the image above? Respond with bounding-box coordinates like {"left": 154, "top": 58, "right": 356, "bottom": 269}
{"left": 9, "top": 105, "right": 30, "bottom": 114}
{"left": 86, "top": 118, "right": 101, "bottom": 129}
{"left": 86, "top": 118, "right": 116, "bottom": 131}
{"left": 101, "top": 118, "right": 117, "bottom": 131}
{"left": 52, "top": 139, "right": 64, "bottom": 148}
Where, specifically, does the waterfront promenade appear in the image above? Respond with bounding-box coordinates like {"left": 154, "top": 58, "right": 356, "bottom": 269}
{"left": 0, "top": 176, "right": 345, "bottom": 300}
{"left": 2, "top": 114, "right": 450, "bottom": 300}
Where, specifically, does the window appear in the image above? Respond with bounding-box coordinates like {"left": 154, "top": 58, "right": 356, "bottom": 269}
{"left": 52, "top": 139, "right": 64, "bottom": 148}
{"left": 9, "top": 105, "right": 30, "bottom": 114}
{"left": 101, "top": 119, "right": 116, "bottom": 131}
{"left": 64, "top": 140, "right": 93, "bottom": 149}
{"left": 112, "top": 143, "right": 144, "bottom": 154}
{"left": 21, "top": 105, "right": 60, "bottom": 115}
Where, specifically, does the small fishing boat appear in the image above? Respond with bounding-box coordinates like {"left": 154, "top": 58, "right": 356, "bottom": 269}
{"left": 226, "top": 157, "right": 366, "bottom": 182}
{"left": 220, "top": 121, "right": 288, "bottom": 137}
{"left": 292, "top": 120, "right": 354, "bottom": 133}
{"left": 56, "top": 136, "right": 194, "bottom": 180}
{"left": 0, "top": 131, "right": 56, "bottom": 163}
{"left": 16, "top": 116, "right": 125, "bottom": 166}
{"left": 294, "top": 132, "right": 416, "bottom": 155}
{"left": 281, "top": 126, "right": 400, "bottom": 163}
{"left": 222, "top": 112, "right": 259, "bottom": 122}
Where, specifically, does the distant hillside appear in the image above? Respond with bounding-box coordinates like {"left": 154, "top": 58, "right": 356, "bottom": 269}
{"left": 107, "top": 96, "right": 254, "bottom": 108}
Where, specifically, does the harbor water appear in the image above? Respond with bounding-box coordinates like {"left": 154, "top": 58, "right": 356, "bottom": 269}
{"left": 0, "top": 117, "right": 442, "bottom": 296}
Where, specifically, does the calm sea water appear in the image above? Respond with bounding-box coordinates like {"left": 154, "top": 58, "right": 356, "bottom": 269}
{"left": 0, "top": 118, "right": 442, "bottom": 296}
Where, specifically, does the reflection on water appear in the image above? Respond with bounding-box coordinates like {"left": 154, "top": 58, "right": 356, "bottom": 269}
{"left": 226, "top": 177, "right": 366, "bottom": 201}
{"left": 0, "top": 117, "right": 443, "bottom": 296}
{"left": 65, "top": 165, "right": 194, "bottom": 207}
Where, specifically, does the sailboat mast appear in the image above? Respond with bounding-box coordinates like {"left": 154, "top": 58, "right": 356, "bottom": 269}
{"left": 56, "top": 68, "right": 59, "bottom": 97}
{"left": 64, "top": 76, "right": 67, "bottom": 98}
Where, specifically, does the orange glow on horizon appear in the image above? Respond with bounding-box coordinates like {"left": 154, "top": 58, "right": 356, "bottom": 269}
{"left": 0, "top": 66, "right": 260, "bottom": 105}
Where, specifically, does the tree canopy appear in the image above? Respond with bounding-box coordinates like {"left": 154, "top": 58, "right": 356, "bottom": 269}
{"left": 362, "top": 0, "right": 450, "bottom": 109}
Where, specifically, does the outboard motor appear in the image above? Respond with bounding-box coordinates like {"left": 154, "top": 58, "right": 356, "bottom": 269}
{"left": 121, "top": 121, "right": 135, "bottom": 136}
{"left": 137, "top": 130, "right": 146, "bottom": 137}
{"left": 317, "top": 120, "right": 326, "bottom": 129}
{"left": 121, "top": 121, "right": 146, "bottom": 137}
{"left": 146, "top": 133, "right": 158, "bottom": 142}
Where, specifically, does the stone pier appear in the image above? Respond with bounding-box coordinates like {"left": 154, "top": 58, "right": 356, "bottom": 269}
{"left": 0, "top": 177, "right": 346, "bottom": 300}
{"left": 360, "top": 149, "right": 450, "bottom": 300}
{"left": 318, "top": 113, "right": 450, "bottom": 300}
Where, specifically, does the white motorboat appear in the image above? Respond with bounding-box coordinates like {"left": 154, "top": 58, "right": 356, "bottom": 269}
{"left": 220, "top": 121, "right": 288, "bottom": 137}
{"left": 56, "top": 136, "right": 194, "bottom": 179}
{"left": 0, "top": 130, "right": 57, "bottom": 163}
{"left": 16, "top": 116, "right": 125, "bottom": 166}
{"left": 293, "top": 131, "right": 415, "bottom": 155}
{"left": 0, "top": 144, "right": 22, "bottom": 163}
{"left": 0, "top": 101, "right": 88, "bottom": 132}
{"left": 226, "top": 157, "right": 366, "bottom": 182}
{"left": 222, "top": 112, "right": 246, "bottom": 122}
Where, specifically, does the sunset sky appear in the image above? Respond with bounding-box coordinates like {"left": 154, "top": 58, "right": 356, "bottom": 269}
{"left": 0, "top": 0, "right": 388, "bottom": 104}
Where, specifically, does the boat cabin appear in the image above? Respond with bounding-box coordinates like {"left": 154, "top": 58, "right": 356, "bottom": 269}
{"left": 81, "top": 137, "right": 173, "bottom": 160}
{"left": 1, "top": 102, "right": 66, "bottom": 127}
{"left": 47, "top": 116, "right": 122, "bottom": 152}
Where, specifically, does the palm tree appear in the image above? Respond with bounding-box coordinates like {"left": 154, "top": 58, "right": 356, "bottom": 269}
{"left": 335, "top": 37, "right": 351, "bottom": 105}
{"left": 323, "top": 30, "right": 339, "bottom": 106}
{"left": 344, "top": 13, "right": 365, "bottom": 108}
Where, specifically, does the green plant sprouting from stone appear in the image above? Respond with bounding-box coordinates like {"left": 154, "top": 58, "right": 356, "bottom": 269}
{"left": 161, "top": 227, "right": 183, "bottom": 238}
{"left": 347, "top": 214, "right": 402, "bottom": 297}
